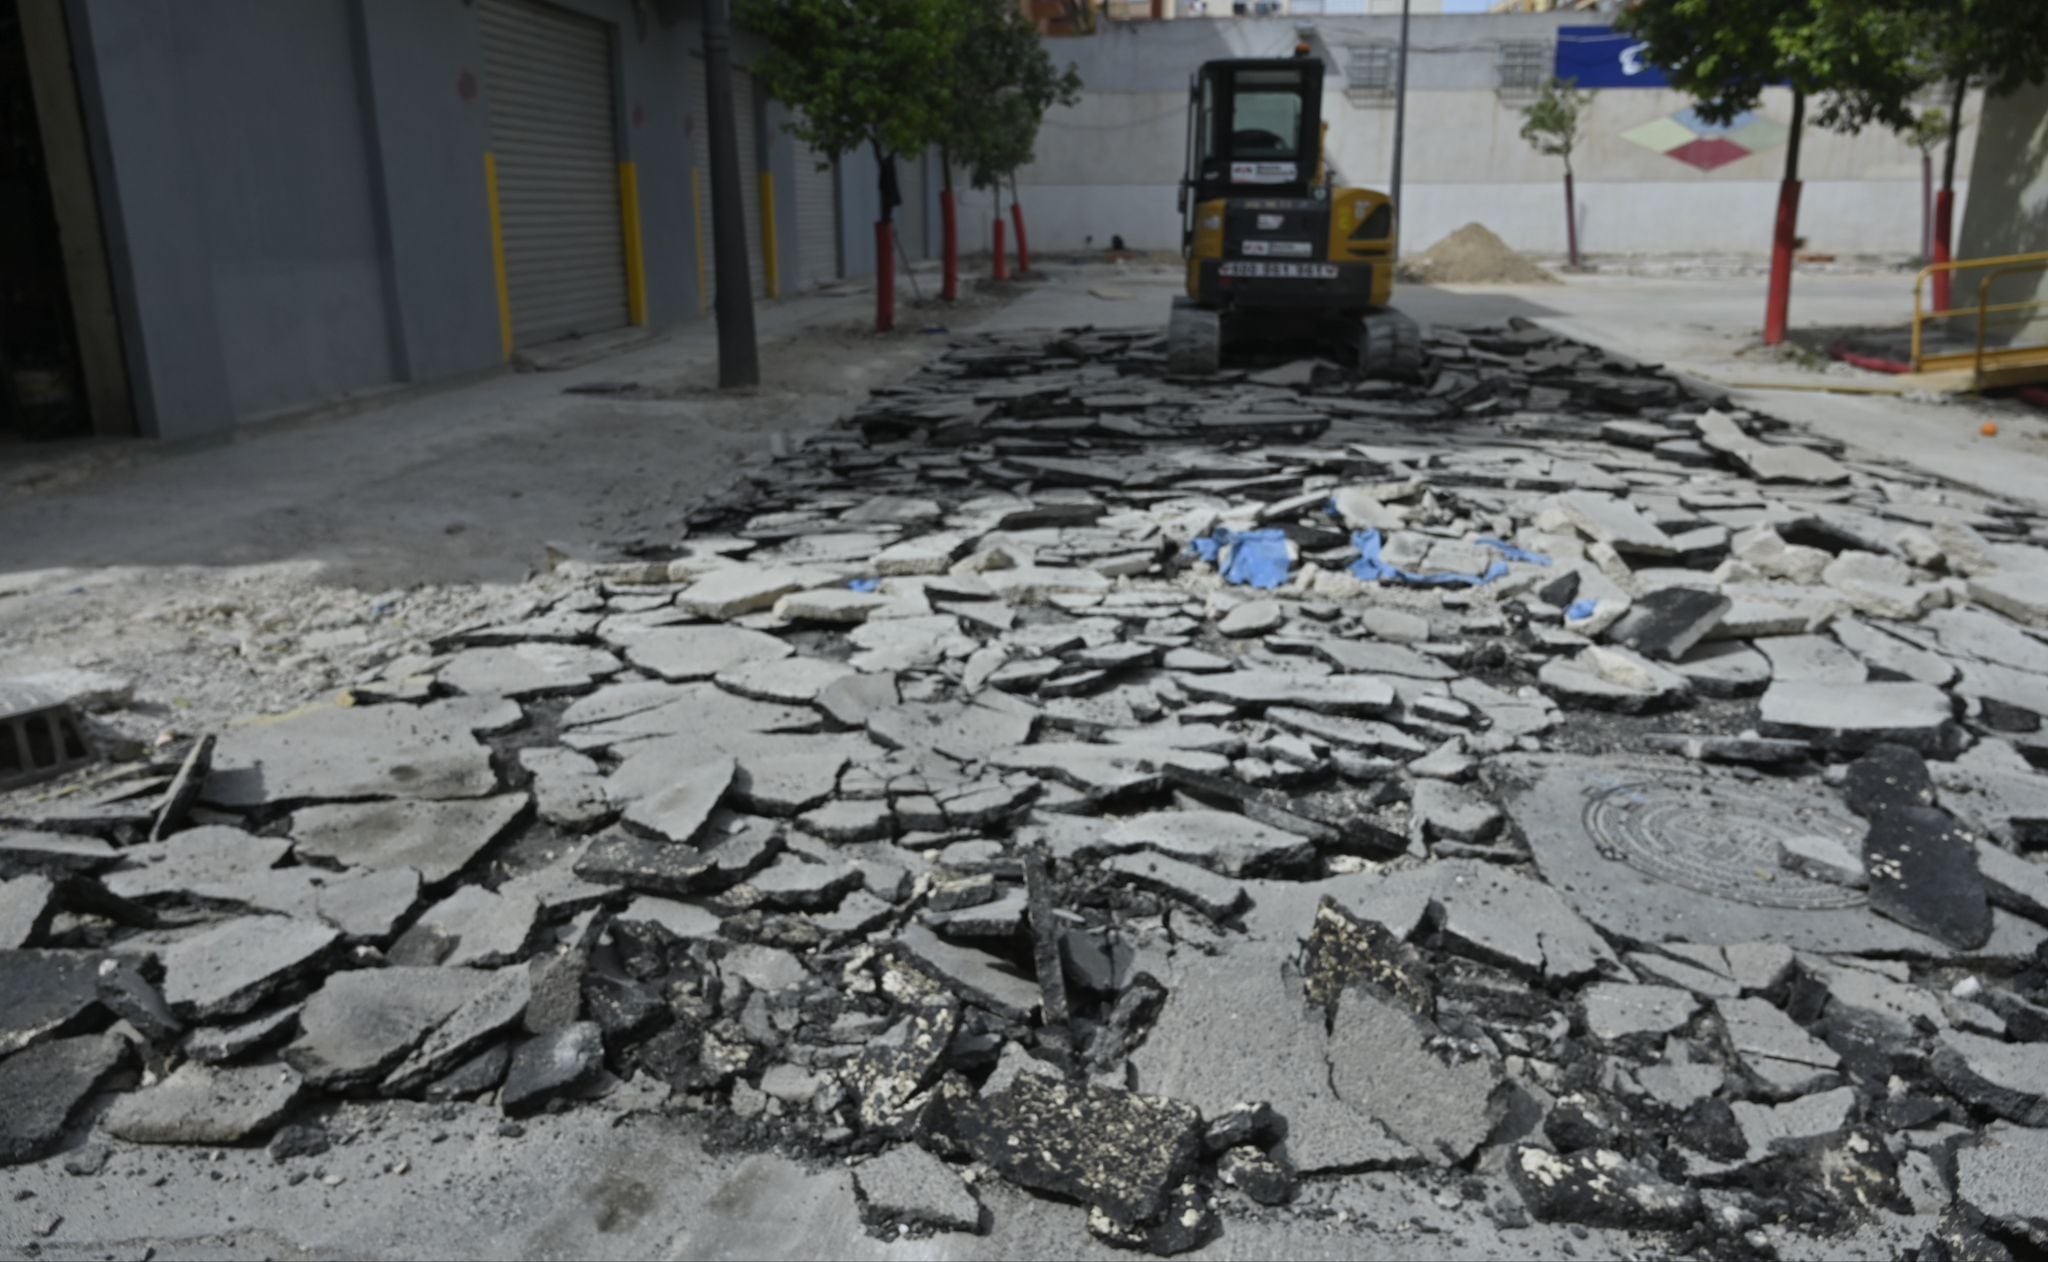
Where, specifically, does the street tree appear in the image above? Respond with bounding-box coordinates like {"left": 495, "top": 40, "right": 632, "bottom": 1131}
{"left": 1901, "top": 106, "right": 1948, "bottom": 264}
{"left": 1883, "top": 0, "right": 2048, "bottom": 306}
{"left": 1617, "top": 0, "right": 1923, "bottom": 344}
{"left": 739, "top": 0, "right": 963, "bottom": 330}
{"left": 939, "top": 0, "right": 1080, "bottom": 286}
{"left": 1517, "top": 77, "right": 1594, "bottom": 269}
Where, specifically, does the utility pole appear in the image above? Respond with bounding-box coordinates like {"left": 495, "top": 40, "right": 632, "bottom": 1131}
{"left": 1389, "top": 0, "right": 1411, "bottom": 237}
{"left": 702, "top": 0, "right": 758, "bottom": 388}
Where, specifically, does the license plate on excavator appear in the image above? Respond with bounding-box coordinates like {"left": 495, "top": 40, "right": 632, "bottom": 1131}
{"left": 1219, "top": 262, "right": 1338, "bottom": 279}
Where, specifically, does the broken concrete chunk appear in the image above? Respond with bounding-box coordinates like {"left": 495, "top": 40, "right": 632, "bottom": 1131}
{"left": 1558, "top": 492, "right": 1677, "bottom": 557}
{"left": 102, "top": 826, "right": 293, "bottom": 901}
{"left": 1103, "top": 850, "right": 1249, "bottom": 921}
{"left": 438, "top": 643, "right": 618, "bottom": 698}
{"left": 675, "top": 566, "right": 828, "bottom": 620}
{"left": 161, "top": 917, "right": 339, "bottom": 1021}
{"left": 1969, "top": 570, "right": 2048, "bottom": 630}
{"left": 500, "top": 1021, "right": 606, "bottom": 1116}
{"left": 391, "top": 884, "right": 541, "bottom": 968}
{"left": 853, "top": 1144, "right": 984, "bottom": 1234}
{"left": 204, "top": 704, "right": 499, "bottom": 806}
{"left": 1582, "top": 983, "right": 1700, "bottom": 1044}
{"left": 937, "top": 1070, "right": 1202, "bottom": 1227}
{"left": 1326, "top": 986, "right": 1503, "bottom": 1165}
{"left": 101, "top": 1062, "right": 302, "bottom": 1145}
{"left": 1609, "top": 588, "right": 1731, "bottom": 661}
{"left": 1955, "top": 1124, "right": 2048, "bottom": 1246}
{"left": 895, "top": 924, "right": 1039, "bottom": 1020}
{"left": 1508, "top": 1145, "right": 1700, "bottom": 1230}
{"left": 0, "top": 875, "right": 56, "bottom": 950}
{"left": 1715, "top": 997, "right": 1840, "bottom": 1070}
{"left": 1410, "top": 779, "right": 1502, "bottom": 844}
{"left": 1758, "top": 680, "right": 1957, "bottom": 755}
{"left": 0, "top": 949, "right": 109, "bottom": 1054}
{"left": 619, "top": 624, "right": 792, "bottom": 682}
{"left": 381, "top": 966, "right": 532, "bottom": 1096}
{"left": 0, "top": 1033, "right": 128, "bottom": 1166}
{"left": 290, "top": 795, "right": 527, "bottom": 884}
{"left": 621, "top": 756, "right": 735, "bottom": 845}
{"left": 1777, "top": 833, "right": 1867, "bottom": 888}
{"left": 1729, "top": 1086, "right": 1856, "bottom": 1161}
{"left": 284, "top": 967, "right": 492, "bottom": 1088}
{"left": 1864, "top": 806, "right": 1993, "bottom": 951}
{"left": 1932, "top": 1031, "right": 2048, "bottom": 1126}
{"left": 0, "top": 830, "right": 118, "bottom": 880}
{"left": 1101, "top": 808, "right": 1315, "bottom": 876}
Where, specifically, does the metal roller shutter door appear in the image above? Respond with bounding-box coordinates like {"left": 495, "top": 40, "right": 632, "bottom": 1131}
{"left": 792, "top": 140, "right": 839, "bottom": 290}
{"left": 479, "top": 0, "right": 629, "bottom": 347}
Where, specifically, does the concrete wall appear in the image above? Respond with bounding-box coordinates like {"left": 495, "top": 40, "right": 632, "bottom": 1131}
{"left": 1957, "top": 79, "right": 2048, "bottom": 344}
{"left": 960, "top": 15, "right": 1977, "bottom": 260}
{"left": 65, "top": 0, "right": 819, "bottom": 441}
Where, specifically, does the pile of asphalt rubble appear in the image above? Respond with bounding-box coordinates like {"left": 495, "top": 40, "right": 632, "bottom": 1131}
{"left": 9, "top": 322, "right": 2048, "bottom": 1259}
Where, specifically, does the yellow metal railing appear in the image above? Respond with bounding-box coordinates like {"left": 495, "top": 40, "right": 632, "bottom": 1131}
{"left": 1911, "top": 251, "right": 2048, "bottom": 383}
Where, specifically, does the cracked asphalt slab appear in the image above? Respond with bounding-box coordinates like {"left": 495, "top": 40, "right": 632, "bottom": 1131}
{"left": 5, "top": 320, "right": 2048, "bottom": 1260}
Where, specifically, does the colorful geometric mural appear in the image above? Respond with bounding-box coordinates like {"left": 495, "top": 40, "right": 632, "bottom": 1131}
{"left": 1621, "top": 108, "right": 1790, "bottom": 172}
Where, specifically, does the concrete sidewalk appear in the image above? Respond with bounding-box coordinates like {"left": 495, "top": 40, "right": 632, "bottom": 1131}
{"left": 0, "top": 280, "right": 979, "bottom": 590}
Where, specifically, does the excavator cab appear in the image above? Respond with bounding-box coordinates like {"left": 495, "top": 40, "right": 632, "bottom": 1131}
{"left": 1169, "top": 50, "right": 1419, "bottom": 379}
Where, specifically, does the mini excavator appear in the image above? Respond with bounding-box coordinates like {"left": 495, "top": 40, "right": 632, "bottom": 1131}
{"left": 1171, "top": 45, "right": 1422, "bottom": 379}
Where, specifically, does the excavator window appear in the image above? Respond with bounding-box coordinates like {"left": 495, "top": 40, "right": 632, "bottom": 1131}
{"left": 1182, "top": 58, "right": 1325, "bottom": 206}
{"left": 1229, "top": 71, "right": 1305, "bottom": 160}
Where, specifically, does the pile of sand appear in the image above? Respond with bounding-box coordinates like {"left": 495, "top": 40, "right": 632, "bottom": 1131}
{"left": 1398, "top": 222, "right": 1559, "bottom": 285}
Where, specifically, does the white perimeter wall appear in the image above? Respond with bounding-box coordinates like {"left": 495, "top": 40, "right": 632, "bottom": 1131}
{"left": 961, "top": 15, "right": 1976, "bottom": 259}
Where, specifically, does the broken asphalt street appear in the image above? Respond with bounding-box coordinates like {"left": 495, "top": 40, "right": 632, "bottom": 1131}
{"left": 5, "top": 299, "right": 2048, "bottom": 1261}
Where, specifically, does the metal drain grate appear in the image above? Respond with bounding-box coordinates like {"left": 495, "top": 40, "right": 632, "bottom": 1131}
{"left": 0, "top": 683, "right": 96, "bottom": 791}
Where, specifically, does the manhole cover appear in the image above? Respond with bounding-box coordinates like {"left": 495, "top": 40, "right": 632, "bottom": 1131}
{"left": 1582, "top": 780, "right": 1866, "bottom": 911}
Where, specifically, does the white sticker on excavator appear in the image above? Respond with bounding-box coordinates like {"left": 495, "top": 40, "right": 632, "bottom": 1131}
{"left": 1230, "top": 162, "right": 1297, "bottom": 184}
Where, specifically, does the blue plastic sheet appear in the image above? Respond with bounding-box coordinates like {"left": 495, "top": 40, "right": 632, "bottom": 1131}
{"left": 1349, "top": 529, "right": 1508, "bottom": 587}
{"left": 1566, "top": 598, "right": 1598, "bottom": 621}
{"left": 1478, "top": 538, "right": 1552, "bottom": 567}
{"left": 1189, "top": 527, "right": 1293, "bottom": 590}
{"left": 847, "top": 577, "right": 882, "bottom": 593}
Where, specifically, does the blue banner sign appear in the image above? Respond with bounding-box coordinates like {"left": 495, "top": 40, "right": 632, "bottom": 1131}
{"left": 1554, "top": 25, "right": 1671, "bottom": 90}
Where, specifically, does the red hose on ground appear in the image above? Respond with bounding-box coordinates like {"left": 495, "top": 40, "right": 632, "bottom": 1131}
{"left": 1828, "top": 343, "right": 1912, "bottom": 375}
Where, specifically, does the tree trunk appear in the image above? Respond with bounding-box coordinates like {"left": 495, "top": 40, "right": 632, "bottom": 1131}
{"left": 993, "top": 213, "right": 1008, "bottom": 282}
{"left": 1563, "top": 152, "right": 1579, "bottom": 270}
{"left": 1934, "top": 75, "right": 1965, "bottom": 311}
{"left": 1010, "top": 175, "right": 1031, "bottom": 275}
{"left": 1922, "top": 149, "right": 1933, "bottom": 265}
{"left": 1764, "top": 86, "right": 1804, "bottom": 346}
{"left": 940, "top": 148, "right": 959, "bottom": 302}
{"left": 874, "top": 139, "right": 897, "bottom": 332}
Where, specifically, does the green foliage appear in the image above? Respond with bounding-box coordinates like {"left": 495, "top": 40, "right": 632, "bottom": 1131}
{"left": 1518, "top": 77, "right": 1593, "bottom": 173}
{"left": 1907, "top": 0, "right": 2048, "bottom": 98}
{"left": 1902, "top": 107, "right": 1948, "bottom": 154}
{"left": 1616, "top": 0, "right": 1923, "bottom": 133}
{"left": 737, "top": 0, "right": 964, "bottom": 162}
{"left": 945, "top": 0, "right": 1082, "bottom": 191}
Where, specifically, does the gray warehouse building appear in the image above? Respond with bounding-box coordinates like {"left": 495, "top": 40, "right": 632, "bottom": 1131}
{"left": 2, "top": 0, "right": 929, "bottom": 445}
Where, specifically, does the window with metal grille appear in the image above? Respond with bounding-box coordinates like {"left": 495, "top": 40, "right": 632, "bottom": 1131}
{"left": 1345, "top": 41, "right": 1397, "bottom": 105}
{"left": 1496, "top": 40, "right": 1550, "bottom": 97}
